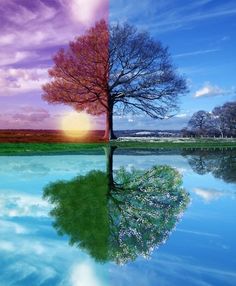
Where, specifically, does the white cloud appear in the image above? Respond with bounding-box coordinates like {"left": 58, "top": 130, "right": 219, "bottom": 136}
{"left": 114, "top": 114, "right": 190, "bottom": 130}
{"left": 0, "top": 239, "right": 47, "bottom": 256}
{"left": 0, "top": 51, "right": 36, "bottom": 66}
{"left": 194, "top": 83, "right": 225, "bottom": 97}
{"left": 177, "top": 228, "right": 220, "bottom": 238}
{"left": 174, "top": 49, "right": 219, "bottom": 58}
{"left": 193, "top": 188, "right": 224, "bottom": 203}
{"left": 0, "top": 193, "right": 49, "bottom": 217}
{"left": 0, "top": 234, "right": 96, "bottom": 285}
{"left": 70, "top": 262, "right": 103, "bottom": 286}
{"left": 0, "top": 34, "right": 15, "bottom": 45}
{"left": 0, "top": 219, "right": 29, "bottom": 234}
{"left": 221, "top": 36, "right": 230, "bottom": 41}
{"left": 148, "top": 252, "right": 236, "bottom": 285}
{"left": 0, "top": 240, "right": 15, "bottom": 252}
{"left": 175, "top": 113, "right": 188, "bottom": 118}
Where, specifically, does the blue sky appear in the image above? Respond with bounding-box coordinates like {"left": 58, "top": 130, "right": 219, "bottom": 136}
{"left": 111, "top": 0, "right": 236, "bottom": 129}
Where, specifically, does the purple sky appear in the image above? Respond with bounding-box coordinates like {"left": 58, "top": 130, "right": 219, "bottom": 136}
{"left": 0, "top": 0, "right": 108, "bottom": 130}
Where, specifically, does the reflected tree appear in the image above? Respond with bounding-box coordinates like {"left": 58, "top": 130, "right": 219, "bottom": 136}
{"left": 44, "top": 170, "right": 110, "bottom": 262}
{"left": 43, "top": 147, "right": 189, "bottom": 264}
{"left": 183, "top": 149, "right": 236, "bottom": 183}
{"left": 108, "top": 165, "right": 189, "bottom": 264}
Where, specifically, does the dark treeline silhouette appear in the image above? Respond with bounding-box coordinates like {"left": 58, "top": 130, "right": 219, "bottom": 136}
{"left": 183, "top": 101, "right": 236, "bottom": 137}
{"left": 43, "top": 146, "right": 189, "bottom": 264}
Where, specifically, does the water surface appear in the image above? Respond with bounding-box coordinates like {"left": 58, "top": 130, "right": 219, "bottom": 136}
{"left": 0, "top": 149, "right": 235, "bottom": 286}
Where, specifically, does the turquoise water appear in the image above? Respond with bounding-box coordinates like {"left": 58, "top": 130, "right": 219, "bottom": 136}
{"left": 0, "top": 149, "right": 235, "bottom": 286}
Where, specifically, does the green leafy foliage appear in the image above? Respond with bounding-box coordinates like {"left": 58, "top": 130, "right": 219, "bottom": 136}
{"left": 44, "top": 171, "right": 109, "bottom": 262}
{"left": 110, "top": 166, "right": 189, "bottom": 264}
{"left": 43, "top": 165, "right": 189, "bottom": 264}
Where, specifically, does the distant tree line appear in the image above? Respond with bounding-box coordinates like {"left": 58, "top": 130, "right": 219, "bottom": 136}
{"left": 183, "top": 101, "right": 236, "bottom": 137}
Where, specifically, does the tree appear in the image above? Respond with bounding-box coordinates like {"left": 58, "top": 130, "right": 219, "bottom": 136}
{"left": 42, "top": 20, "right": 187, "bottom": 140}
{"left": 44, "top": 170, "right": 110, "bottom": 262}
{"left": 213, "top": 102, "right": 236, "bottom": 137}
{"left": 43, "top": 155, "right": 189, "bottom": 264}
{"left": 210, "top": 113, "right": 226, "bottom": 138}
{"left": 185, "top": 101, "right": 236, "bottom": 138}
{"left": 42, "top": 21, "right": 108, "bottom": 136}
{"left": 187, "top": 110, "right": 213, "bottom": 136}
{"left": 108, "top": 165, "right": 189, "bottom": 264}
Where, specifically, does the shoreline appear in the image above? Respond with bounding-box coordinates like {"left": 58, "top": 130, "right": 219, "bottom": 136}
{"left": 0, "top": 138, "right": 236, "bottom": 155}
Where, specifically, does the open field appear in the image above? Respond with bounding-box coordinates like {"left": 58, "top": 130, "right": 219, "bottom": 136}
{"left": 0, "top": 129, "right": 106, "bottom": 143}
{"left": 0, "top": 130, "right": 236, "bottom": 155}
{"left": 114, "top": 137, "right": 236, "bottom": 148}
{"left": 0, "top": 139, "right": 236, "bottom": 155}
{"left": 0, "top": 143, "right": 106, "bottom": 155}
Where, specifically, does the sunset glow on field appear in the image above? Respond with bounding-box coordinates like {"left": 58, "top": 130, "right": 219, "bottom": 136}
{"left": 61, "top": 112, "right": 93, "bottom": 138}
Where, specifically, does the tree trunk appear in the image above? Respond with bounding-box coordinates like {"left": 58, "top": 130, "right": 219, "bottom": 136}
{"left": 104, "top": 145, "right": 117, "bottom": 190}
{"left": 103, "top": 104, "right": 117, "bottom": 141}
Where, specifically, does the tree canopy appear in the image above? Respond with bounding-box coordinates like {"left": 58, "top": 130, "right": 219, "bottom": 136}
{"left": 42, "top": 20, "right": 187, "bottom": 139}
{"left": 43, "top": 165, "right": 189, "bottom": 264}
{"left": 213, "top": 101, "right": 236, "bottom": 137}
{"left": 42, "top": 21, "right": 108, "bottom": 117}
{"left": 109, "top": 23, "right": 187, "bottom": 118}
{"left": 185, "top": 101, "right": 236, "bottom": 137}
{"left": 187, "top": 110, "right": 213, "bottom": 136}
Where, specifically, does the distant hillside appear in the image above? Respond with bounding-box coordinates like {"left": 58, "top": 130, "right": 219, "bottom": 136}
{"left": 115, "top": 130, "right": 182, "bottom": 137}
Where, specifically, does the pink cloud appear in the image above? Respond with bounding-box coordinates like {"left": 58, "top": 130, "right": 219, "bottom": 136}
{"left": 0, "top": 106, "right": 51, "bottom": 129}
{"left": 12, "top": 108, "right": 50, "bottom": 123}
{"left": 0, "top": 68, "right": 48, "bottom": 96}
{"left": 0, "top": 106, "right": 105, "bottom": 130}
{"left": 65, "top": 0, "right": 108, "bottom": 26}
{"left": 0, "top": 0, "right": 109, "bottom": 61}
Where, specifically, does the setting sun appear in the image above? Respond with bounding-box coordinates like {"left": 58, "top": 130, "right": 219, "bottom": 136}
{"left": 61, "top": 111, "right": 93, "bottom": 138}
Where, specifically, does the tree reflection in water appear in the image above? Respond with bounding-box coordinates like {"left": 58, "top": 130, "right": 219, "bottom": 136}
{"left": 43, "top": 148, "right": 189, "bottom": 264}
{"left": 183, "top": 149, "right": 236, "bottom": 183}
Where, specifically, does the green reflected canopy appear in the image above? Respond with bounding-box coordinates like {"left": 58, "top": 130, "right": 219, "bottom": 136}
{"left": 43, "top": 165, "right": 189, "bottom": 264}
{"left": 43, "top": 170, "right": 109, "bottom": 262}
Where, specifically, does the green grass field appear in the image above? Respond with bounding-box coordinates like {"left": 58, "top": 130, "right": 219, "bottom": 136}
{"left": 112, "top": 139, "right": 236, "bottom": 149}
{"left": 0, "top": 138, "right": 236, "bottom": 155}
{"left": 0, "top": 143, "right": 105, "bottom": 155}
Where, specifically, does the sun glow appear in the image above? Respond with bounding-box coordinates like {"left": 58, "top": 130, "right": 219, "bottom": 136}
{"left": 61, "top": 111, "right": 93, "bottom": 138}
